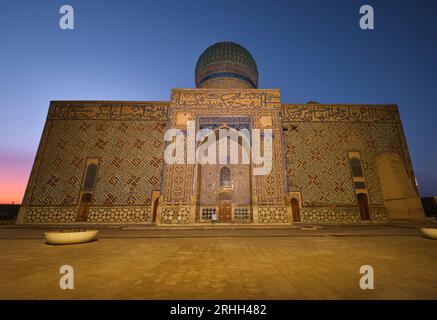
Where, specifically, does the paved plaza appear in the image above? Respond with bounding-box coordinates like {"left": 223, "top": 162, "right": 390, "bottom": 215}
{"left": 0, "top": 224, "right": 436, "bottom": 299}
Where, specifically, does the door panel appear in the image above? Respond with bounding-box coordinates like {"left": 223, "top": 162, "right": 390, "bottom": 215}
{"left": 357, "top": 193, "right": 370, "bottom": 220}
{"left": 219, "top": 201, "right": 232, "bottom": 223}
{"left": 291, "top": 198, "right": 301, "bottom": 222}
{"left": 77, "top": 193, "right": 92, "bottom": 222}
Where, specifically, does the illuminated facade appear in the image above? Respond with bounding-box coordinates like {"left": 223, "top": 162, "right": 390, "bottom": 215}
{"left": 17, "top": 42, "right": 424, "bottom": 225}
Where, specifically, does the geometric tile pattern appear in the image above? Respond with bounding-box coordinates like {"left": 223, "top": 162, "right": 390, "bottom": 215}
{"left": 25, "top": 115, "right": 166, "bottom": 207}
{"left": 257, "top": 206, "right": 288, "bottom": 223}
{"left": 20, "top": 96, "right": 416, "bottom": 225}
{"left": 19, "top": 101, "right": 168, "bottom": 224}
{"left": 22, "top": 206, "right": 152, "bottom": 224}
{"left": 88, "top": 207, "right": 151, "bottom": 223}
{"left": 283, "top": 106, "right": 412, "bottom": 208}
{"left": 370, "top": 206, "right": 390, "bottom": 223}
{"left": 301, "top": 206, "right": 390, "bottom": 223}
{"left": 164, "top": 89, "right": 287, "bottom": 209}
{"left": 160, "top": 207, "right": 191, "bottom": 224}
{"left": 201, "top": 207, "right": 216, "bottom": 221}
{"left": 23, "top": 207, "right": 77, "bottom": 223}
{"left": 301, "top": 207, "right": 362, "bottom": 223}
{"left": 234, "top": 207, "right": 250, "bottom": 220}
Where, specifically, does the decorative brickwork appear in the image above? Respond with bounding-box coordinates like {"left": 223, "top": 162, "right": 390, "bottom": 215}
{"left": 282, "top": 104, "right": 400, "bottom": 123}
{"left": 301, "top": 207, "right": 361, "bottom": 223}
{"left": 88, "top": 207, "right": 151, "bottom": 223}
{"left": 164, "top": 89, "right": 286, "bottom": 210}
{"left": 171, "top": 89, "right": 281, "bottom": 109}
{"left": 20, "top": 94, "right": 416, "bottom": 225}
{"left": 301, "top": 206, "right": 389, "bottom": 224}
{"left": 282, "top": 104, "right": 416, "bottom": 197}
{"left": 370, "top": 206, "right": 390, "bottom": 223}
{"left": 257, "top": 206, "right": 288, "bottom": 223}
{"left": 282, "top": 104, "right": 414, "bottom": 209}
{"left": 22, "top": 101, "right": 167, "bottom": 210}
{"left": 22, "top": 206, "right": 152, "bottom": 223}
{"left": 200, "top": 207, "right": 216, "bottom": 222}
{"left": 160, "top": 207, "right": 191, "bottom": 224}
{"left": 234, "top": 207, "right": 250, "bottom": 220}
{"left": 48, "top": 101, "right": 167, "bottom": 121}
{"left": 18, "top": 42, "right": 421, "bottom": 225}
{"left": 24, "top": 207, "right": 77, "bottom": 223}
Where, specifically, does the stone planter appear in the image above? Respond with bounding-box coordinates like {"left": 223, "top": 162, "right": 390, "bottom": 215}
{"left": 421, "top": 228, "right": 437, "bottom": 240}
{"left": 45, "top": 229, "right": 98, "bottom": 245}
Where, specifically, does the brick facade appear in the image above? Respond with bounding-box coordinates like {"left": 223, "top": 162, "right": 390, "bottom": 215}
{"left": 17, "top": 94, "right": 417, "bottom": 225}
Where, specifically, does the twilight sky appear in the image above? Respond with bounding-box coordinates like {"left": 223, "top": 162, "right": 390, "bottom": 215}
{"left": 0, "top": 0, "right": 436, "bottom": 203}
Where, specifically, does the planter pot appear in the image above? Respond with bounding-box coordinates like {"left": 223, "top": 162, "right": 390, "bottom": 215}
{"left": 45, "top": 229, "right": 99, "bottom": 245}
{"left": 421, "top": 228, "right": 437, "bottom": 240}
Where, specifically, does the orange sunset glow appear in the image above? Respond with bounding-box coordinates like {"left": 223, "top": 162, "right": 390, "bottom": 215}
{"left": 0, "top": 152, "right": 33, "bottom": 204}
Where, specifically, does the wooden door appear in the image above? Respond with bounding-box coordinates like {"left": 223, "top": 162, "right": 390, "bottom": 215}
{"left": 152, "top": 197, "right": 159, "bottom": 223}
{"left": 219, "top": 201, "right": 232, "bottom": 223}
{"left": 77, "top": 193, "right": 92, "bottom": 222}
{"left": 291, "top": 198, "right": 301, "bottom": 222}
{"left": 357, "top": 193, "right": 370, "bottom": 220}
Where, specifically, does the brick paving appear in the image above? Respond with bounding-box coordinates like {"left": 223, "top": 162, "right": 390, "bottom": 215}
{"left": 0, "top": 225, "right": 436, "bottom": 299}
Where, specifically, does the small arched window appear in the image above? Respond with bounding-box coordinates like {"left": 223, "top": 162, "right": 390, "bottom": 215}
{"left": 83, "top": 163, "right": 98, "bottom": 190}
{"left": 350, "top": 157, "right": 364, "bottom": 177}
{"left": 220, "top": 166, "right": 231, "bottom": 187}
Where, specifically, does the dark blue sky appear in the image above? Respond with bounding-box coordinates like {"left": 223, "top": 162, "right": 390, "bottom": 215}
{"left": 0, "top": 0, "right": 436, "bottom": 201}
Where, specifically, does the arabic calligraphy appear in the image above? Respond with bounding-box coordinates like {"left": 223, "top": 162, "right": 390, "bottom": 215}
{"left": 48, "top": 101, "right": 168, "bottom": 121}
{"left": 283, "top": 104, "right": 400, "bottom": 123}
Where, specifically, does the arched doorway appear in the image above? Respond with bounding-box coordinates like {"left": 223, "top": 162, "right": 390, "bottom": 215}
{"left": 291, "top": 198, "right": 301, "bottom": 222}
{"left": 357, "top": 193, "right": 370, "bottom": 220}
{"left": 195, "top": 126, "right": 253, "bottom": 223}
{"left": 77, "top": 193, "right": 92, "bottom": 222}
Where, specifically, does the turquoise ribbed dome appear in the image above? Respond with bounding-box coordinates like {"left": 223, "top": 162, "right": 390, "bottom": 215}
{"left": 195, "top": 42, "right": 258, "bottom": 88}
